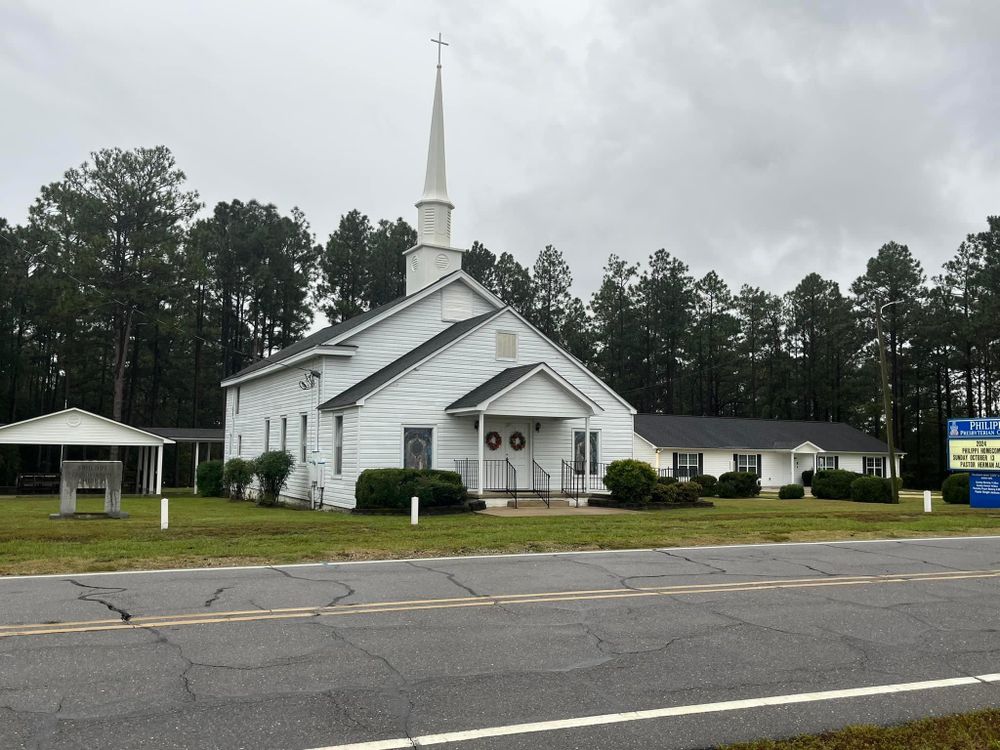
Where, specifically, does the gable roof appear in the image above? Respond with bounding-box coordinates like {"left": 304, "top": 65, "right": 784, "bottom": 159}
{"left": 0, "top": 408, "right": 174, "bottom": 446}
{"left": 633, "top": 414, "right": 890, "bottom": 453}
{"left": 221, "top": 270, "right": 503, "bottom": 386}
{"left": 445, "top": 363, "right": 602, "bottom": 414}
{"left": 317, "top": 309, "right": 503, "bottom": 410}
{"left": 222, "top": 293, "right": 414, "bottom": 383}
{"left": 446, "top": 363, "right": 540, "bottom": 410}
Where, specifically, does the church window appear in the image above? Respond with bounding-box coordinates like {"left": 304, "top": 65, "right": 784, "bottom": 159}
{"left": 299, "top": 414, "right": 308, "bottom": 462}
{"left": 280, "top": 417, "right": 287, "bottom": 452}
{"left": 333, "top": 415, "right": 344, "bottom": 476}
{"left": 402, "top": 426, "right": 434, "bottom": 470}
{"left": 496, "top": 332, "right": 518, "bottom": 361}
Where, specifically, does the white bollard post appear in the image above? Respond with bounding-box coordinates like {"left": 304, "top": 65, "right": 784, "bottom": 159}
{"left": 923, "top": 490, "right": 932, "bottom": 513}
{"left": 161, "top": 497, "right": 169, "bottom": 529}
{"left": 411, "top": 496, "right": 419, "bottom": 526}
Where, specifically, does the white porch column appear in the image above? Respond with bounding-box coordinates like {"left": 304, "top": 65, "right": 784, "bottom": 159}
{"left": 790, "top": 453, "right": 795, "bottom": 485}
{"left": 584, "top": 415, "right": 591, "bottom": 493}
{"left": 155, "top": 444, "right": 163, "bottom": 495}
{"left": 477, "top": 412, "right": 485, "bottom": 497}
{"left": 193, "top": 442, "right": 200, "bottom": 494}
{"left": 145, "top": 444, "right": 154, "bottom": 495}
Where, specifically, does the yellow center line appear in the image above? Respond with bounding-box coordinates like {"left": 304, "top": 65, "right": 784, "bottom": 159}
{"left": 2, "top": 568, "right": 997, "bottom": 639}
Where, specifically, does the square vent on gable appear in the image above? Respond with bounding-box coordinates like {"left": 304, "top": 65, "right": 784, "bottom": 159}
{"left": 441, "top": 284, "right": 473, "bottom": 321}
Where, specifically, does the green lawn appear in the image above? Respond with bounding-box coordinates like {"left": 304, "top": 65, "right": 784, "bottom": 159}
{"left": 720, "top": 709, "right": 1000, "bottom": 749}
{"left": 1, "top": 489, "right": 998, "bottom": 576}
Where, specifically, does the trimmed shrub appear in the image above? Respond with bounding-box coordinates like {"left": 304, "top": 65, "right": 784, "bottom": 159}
{"left": 650, "top": 483, "right": 678, "bottom": 504}
{"left": 356, "top": 468, "right": 465, "bottom": 510}
{"left": 603, "top": 459, "right": 658, "bottom": 504}
{"left": 778, "top": 483, "right": 805, "bottom": 499}
{"left": 196, "top": 459, "right": 224, "bottom": 497}
{"left": 223, "top": 458, "right": 254, "bottom": 501}
{"left": 717, "top": 471, "right": 761, "bottom": 498}
{"left": 253, "top": 451, "right": 295, "bottom": 506}
{"left": 850, "top": 475, "right": 892, "bottom": 503}
{"left": 942, "top": 473, "right": 970, "bottom": 505}
{"left": 690, "top": 474, "right": 718, "bottom": 497}
{"left": 656, "top": 475, "right": 678, "bottom": 486}
{"left": 811, "top": 469, "right": 859, "bottom": 500}
{"left": 801, "top": 470, "right": 814, "bottom": 488}
{"left": 674, "top": 481, "right": 703, "bottom": 503}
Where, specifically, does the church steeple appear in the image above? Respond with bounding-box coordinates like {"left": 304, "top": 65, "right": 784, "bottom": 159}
{"left": 405, "top": 35, "right": 464, "bottom": 296}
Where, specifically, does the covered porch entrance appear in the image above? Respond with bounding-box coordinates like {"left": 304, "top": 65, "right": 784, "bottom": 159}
{"left": 447, "top": 363, "right": 605, "bottom": 507}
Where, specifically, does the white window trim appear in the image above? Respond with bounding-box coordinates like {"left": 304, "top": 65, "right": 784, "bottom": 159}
{"left": 401, "top": 424, "right": 437, "bottom": 470}
{"left": 817, "top": 454, "right": 837, "bottom": 470}
{"left": 572, "top": 428, "right": 602, "bottom": 471}
{"left": 677, "top": 452, "right": 699, "bottom": 477}
{"left": 735, "top": 454, "right": 759, "bottom": 473}
{"left": 332, "top": 414, "right": 344, "bottom": 477}
{"left": 864, "top": 456, "right": 885, "bottom": 477}
{"left": 495, "top": 330, "right": 519, "bottom": 362}
{"left": 280, "top": 416, "right": 287, "bottom": 452}
{"left": 299, "top": 413, "right": 308, "bottom": 462}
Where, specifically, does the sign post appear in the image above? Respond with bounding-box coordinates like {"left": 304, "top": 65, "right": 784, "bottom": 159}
{"left": 947, "top": 419, "right": 1000, "bottom": 508}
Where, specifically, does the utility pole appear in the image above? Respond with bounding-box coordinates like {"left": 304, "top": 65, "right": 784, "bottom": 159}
{"left": 877, "top": 300, "right": 902, "bottom": 503}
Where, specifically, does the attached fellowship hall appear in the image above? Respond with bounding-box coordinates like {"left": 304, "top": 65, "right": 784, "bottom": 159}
{"left": 221, "top": 58, "right": 898, "bottom": 509}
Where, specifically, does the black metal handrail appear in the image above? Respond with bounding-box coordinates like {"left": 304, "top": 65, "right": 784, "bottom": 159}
{"left": 532, "top": 461, "right": 550, "bottom": 507}
{"left": 561, "top": 459, "right": 584, "bottom": 506}
{"left": 455, "top": 458, "right": 478, "bottom": 489}
{"left": 658, "top": 467, "right": 692, "bottom": 482}
{"left": 454, "top": 458, "right": 518, "bottom": 506}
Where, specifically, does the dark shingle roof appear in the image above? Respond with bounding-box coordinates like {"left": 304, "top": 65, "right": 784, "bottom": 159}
{"left": 446, "top": 364, "right": 543, "bottom": 410}
{"left": 634, "top": 414, "right": 890, "bottom": 453}
{"left": 317, "top": 310, "right": 502, "bottom": 410}
{"left": 224, "top": 270, "right": 468, "bottom": 382}
{"left": 142, "top": 427, "right": 224, "bottom": 442}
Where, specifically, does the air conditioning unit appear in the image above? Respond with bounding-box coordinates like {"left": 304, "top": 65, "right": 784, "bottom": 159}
{"left": 307, "top": 451, "right": 327, "bottom": 508}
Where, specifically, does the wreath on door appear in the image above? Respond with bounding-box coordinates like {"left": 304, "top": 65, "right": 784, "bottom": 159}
{"left": 485, "top": 431, "right": 502, "bottom": 451}
{"left": 509, "top": 431, "right": 527, "bottom": 451}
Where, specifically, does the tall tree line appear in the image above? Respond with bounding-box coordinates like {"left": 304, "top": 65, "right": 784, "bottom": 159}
{"left": 1, "top": 146, "right": 998, "bottom": 487}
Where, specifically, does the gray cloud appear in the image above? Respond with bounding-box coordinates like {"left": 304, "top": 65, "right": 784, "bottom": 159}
{"left": 2, "top": 0, "right": 998, "bottom": 306}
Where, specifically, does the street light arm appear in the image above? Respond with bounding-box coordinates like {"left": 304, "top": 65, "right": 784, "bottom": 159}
{"left": 879, "top": 299, "right": 904, "bottom": 315}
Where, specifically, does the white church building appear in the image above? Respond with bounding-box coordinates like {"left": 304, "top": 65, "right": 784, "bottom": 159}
{"left": 221, "top": 59, "right": 636, "bottom": 509}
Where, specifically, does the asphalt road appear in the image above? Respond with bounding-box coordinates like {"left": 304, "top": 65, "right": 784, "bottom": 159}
{"left": 2, "top": 536, "right": 1000, "bottom": 749}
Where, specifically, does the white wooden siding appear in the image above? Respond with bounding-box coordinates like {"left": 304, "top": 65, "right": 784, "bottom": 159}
{"left": 633, "top": 435, "right": 658, "bottom": 467}
{"left": 358, "top": 309, "right": 634, "bottom": 502}
{"left": 485, "top": 371, "right": 591, "bottom": 417}
{"left": 0, "top": 409, "right": 167, "bottom": 447}
{"left": 223, "top": 281, "right": 499, "bottom": 504}
{"left": 645, "top": 448, "right": 898, "bottom": 488}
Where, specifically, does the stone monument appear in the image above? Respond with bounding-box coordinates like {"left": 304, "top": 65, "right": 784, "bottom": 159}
{"left": 50, "top": 460, "right": 128, "bottom": 519}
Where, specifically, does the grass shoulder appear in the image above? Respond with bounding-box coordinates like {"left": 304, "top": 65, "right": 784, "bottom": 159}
{"left": 0, "top": 490, "right": 997, "bottom": 576}
{"left": 720, "top": 709, "right": 1000, "bottom": 749}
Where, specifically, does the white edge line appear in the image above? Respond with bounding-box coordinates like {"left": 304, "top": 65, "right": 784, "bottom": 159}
{"left": 2, "top": 535, "right": 999, "bottom": 581}
{"left": 306, "top": 673, "right": 1000, "bottom": 750}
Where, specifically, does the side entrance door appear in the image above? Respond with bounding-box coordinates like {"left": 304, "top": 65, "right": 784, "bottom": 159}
{"left": 499, "top": 420, "right": 531, "bottom": 489}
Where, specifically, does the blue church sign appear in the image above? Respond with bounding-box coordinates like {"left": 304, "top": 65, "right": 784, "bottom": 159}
{"left": 947, "top": 419, "right": 1000, "bottom": 473}
{"left": 970, "top": 474, "right": 1000, "bottom": 509}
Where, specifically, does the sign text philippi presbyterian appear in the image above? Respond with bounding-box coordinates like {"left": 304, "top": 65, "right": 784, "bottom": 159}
{"left": 948, "top": 419, "right": 1000, "bottom": 472}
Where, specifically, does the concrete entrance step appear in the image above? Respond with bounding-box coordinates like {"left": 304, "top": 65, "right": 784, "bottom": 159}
{"left": 507, "top": 498, "right": 574, "bottom": 508}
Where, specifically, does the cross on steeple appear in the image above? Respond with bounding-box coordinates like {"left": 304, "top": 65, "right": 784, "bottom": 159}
{"left": 431, "top": 32, "right": 448, "bottom": 66}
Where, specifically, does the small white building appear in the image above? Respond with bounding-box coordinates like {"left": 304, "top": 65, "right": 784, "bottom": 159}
{"left": 633, "top": 414, "right": 900, "bottom": 488}
{"left": 221, "top": 61, "right": 636, "bottom": 509}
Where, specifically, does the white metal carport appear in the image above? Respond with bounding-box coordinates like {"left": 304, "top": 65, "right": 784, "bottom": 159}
{"left": 0, "top": 408, "right": 175, "bottom": 495}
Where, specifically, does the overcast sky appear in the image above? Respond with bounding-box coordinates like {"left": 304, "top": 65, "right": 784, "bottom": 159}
{"left": 3, "top": 0, "right": 998, "bottom": 308}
